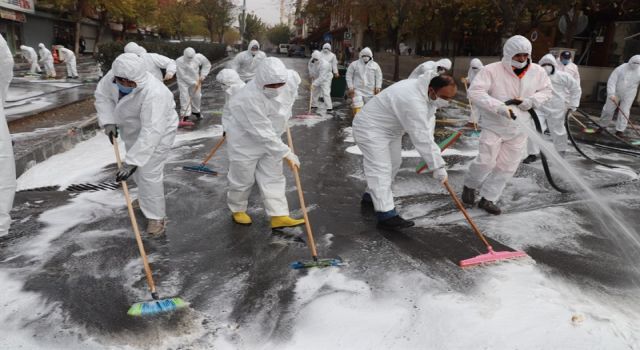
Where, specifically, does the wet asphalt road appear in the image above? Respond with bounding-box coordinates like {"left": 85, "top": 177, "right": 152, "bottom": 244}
{"left": 2, "top": 56, "right": 640, "bottom": 348}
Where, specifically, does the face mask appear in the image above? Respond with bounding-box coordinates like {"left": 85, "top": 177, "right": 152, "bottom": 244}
{"left": 511, "top": 59, "right": 527, "bottom": 69}
{"left": 543, "top": 65, "right": 554, "bottom": 75}
{"left": 362, "top": 56, "right": 371, "bottom": 63}
{"left": 433, "top": 97, "right": 449, "bottom": 108}
{"left": 629, "top": 63, "right": 640, "bottom": 71}
{"left": 323, "top": 48, "right": 330, "bottom": 52}
{"left": 561, "top": 58, "right": 570, "bottom": 65}
{"left": 263, "top": 87, "right": 281, "bottom": 99}
{"left": 116, "top": 81, "right": 134, "bottom": 95}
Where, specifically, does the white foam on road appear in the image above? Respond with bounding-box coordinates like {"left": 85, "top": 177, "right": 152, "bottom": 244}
{"left": 346, "top": 144, "right": 478, "bottom": 158}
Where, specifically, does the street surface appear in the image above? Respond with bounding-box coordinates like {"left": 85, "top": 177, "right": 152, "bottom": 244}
{"left": 2, "top": 57, "right": 640, "bottom": 349}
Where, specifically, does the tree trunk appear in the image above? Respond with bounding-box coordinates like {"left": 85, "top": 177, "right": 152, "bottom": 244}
{"left": 393, "top": 30, "right": 400, "bottom": 81}
{"left": 74, "top": 20, "right": 81, "bottom": 55}
{"left": 94, "top": 13, "right": 108, "bottom": 56}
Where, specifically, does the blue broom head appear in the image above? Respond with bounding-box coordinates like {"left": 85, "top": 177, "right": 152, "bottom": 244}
{"left": 182, "top": 164, "right": 218, "bottom": 175}
{"left": 290, "top": 258, "right": 343, "bottom": 269}
{"left": 127, "top": 297, "right": 188, "bottom": 317}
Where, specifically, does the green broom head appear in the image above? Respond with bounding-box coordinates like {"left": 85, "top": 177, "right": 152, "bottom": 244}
{"left": 127, "top": 297, "right": 188, "bottom": 317}
{"left": 416, "top": 131, "right": 462, "bottom": 174}
{"left": 290, "top": 257, "right": 343, "bottom": 269}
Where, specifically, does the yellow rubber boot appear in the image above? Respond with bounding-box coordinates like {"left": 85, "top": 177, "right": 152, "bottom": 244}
{"left": 232, "top": 212, "right": 252, "bottom": 225}
{"left": 271, "top": 216, "right": 305, "bottom": 229}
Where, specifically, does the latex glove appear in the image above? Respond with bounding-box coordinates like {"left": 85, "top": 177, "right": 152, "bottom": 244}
{"left": 497, "top": 105, "right": 512, "bottom": 120}
{"left": 334, "top": 72, "right": 339, "bottom": 78}
{"left": 163, "top": 72, "right": 174, "bottom": 81}
{"left": 348, "top": 89, "right": 355, "bottom": 98}
{"left": 518, "top": 98, "right": 533, "bottom": 111}
{"left": 461, "top": 77, "right": 468, "bottom": 85}
{"left": 609, "top": 95, "right": 619, "bottom": 104}
{"left": 115, "top": 163, "right": 137, "bottom": 182}
{"left": 284, "top": 151, "right": 300, "bottom": 169}
{"left": 104, "top": 124, "right": 118, "bottom": 144}
{"left": 432, "top": 167, "right": 448, "bottom": 184}
{"left": 374, "top": 88, "right": 381, "bottom": 95}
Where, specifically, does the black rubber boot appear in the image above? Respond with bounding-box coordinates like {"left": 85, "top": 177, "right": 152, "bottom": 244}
{"left": 478, "top": 198, "right": 501, "bottom": 215}
{"left": 523, "top": 154, "right": 538, "bottom": 164}
{"left": 462, "top": 186, "right": 476, "bottom": 205}
{"left": 192, "top": 112, "right": 202, "bottom": 120}
{"left": 361, "top": 192, "right": 373, "bottom": 208}
{"left": 615, "top": 131, "right": 625, "bottom": 138}
{"left": 377, "top": 215, "right": 415, "bottom": 230}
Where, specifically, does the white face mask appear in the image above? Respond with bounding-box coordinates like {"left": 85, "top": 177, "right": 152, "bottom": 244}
{"left": 511, "top": 59, "right": 527, "bottom": 69}
{"left": 629, "top": 62, "right": 640, "bottom": 71}
{"left": 433, "top": 97, "right": 450, "bottom": 108}
{"left": 323, "top": 48, "right": 330, "bottom": 52}
{"left": 362, "top": 56, "right": 371, "bottom": 63}
{"left": 263, "top": 87, "right": 281, "bottom": 99}
{"left": 543, "top": 65, "right": 554, "bottom": 75}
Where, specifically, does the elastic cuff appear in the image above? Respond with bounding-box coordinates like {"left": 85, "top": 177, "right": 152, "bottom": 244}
{"left": 376, "top": 208, "right": 398, "bottom": 222}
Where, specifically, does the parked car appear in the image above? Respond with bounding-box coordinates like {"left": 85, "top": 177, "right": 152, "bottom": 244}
{"left": 279, "top": 44, "right": 290, "bottom": 55}
{"left": 288, "top": 45, "right": 306, "bottom": 58}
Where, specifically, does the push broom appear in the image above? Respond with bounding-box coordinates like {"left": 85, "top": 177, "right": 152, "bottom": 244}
{"left": 442, "top": 180, "right": 527, "bottom": 267}
{"left": 293, "top": 82, "right": 318, "bottom": 119}
{"left": 612, "top": 99, "right": 640, "bottom": 140}
{"left": 182, "top": 133, "right": 226, "bottom": 175}
{"left": 112, "top": 137, "right": 187, "bottom": 316}
{"left": 285, "top": 124, "right": 342, "bottom": 269}
{"left": 568, "top": 111, "right": 595, "bottom": 134}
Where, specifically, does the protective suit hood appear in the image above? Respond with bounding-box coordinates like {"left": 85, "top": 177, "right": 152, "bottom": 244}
{"left": 216, "top": 68, "right": 242, "bottom": 86}
{"left": 38, "top": 43, "right": 45, "bottom": 49}
{"left": 417, "top": 67, "right": 439, "bottom": 99}
{"left": 20, "top": 45, "right": 27, "bottom": 50}
{"left": 501, "top": 35, "right": 532, "bottom": 71}
{"left": 323, "top": 43, "right": 331, "bottom": 51}
{"left": 360, "top": 47, "right": 373, "bottom": 58}
{"left": 470, "top": 58, "right": 483, "bottom": 69}
{"left": 124, "top": 42, "right": 147, "bottom": 56}
{"left": 112, "top": 53, "right": 148, "bottom": 88}
{"left": 255, "top": 57, "right": 287, "bottom": 88}
{"left": 249, "top": 40, "right": 260, "bottom": 50}
{"left": 628, "top": 55, "right": 640, "bottom": 69}
{"left": 184, "top": 47, "right": 196, "bottom": 59}
{"left": 436, "top": 58, "right": 452, "bottom": 70}
{"left": 539, "top": 53, "right": 557, "bottom": 68}
{"left": 311, "top": 50, "right": 322, "bottom": 60}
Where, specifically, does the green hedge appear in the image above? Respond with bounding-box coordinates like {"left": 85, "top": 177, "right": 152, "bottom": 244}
{"left": 96, "top": 41, "right": 227, "bottom": 74}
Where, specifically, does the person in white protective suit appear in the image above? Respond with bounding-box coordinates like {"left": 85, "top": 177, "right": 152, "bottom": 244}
{"left": 94, "top": 53, "right": 179, "bottom": 235}
{"left": 272, "top": 69, "right": 302, "bottom": 132}
{"left": 38, "top": 43, "right": 56, "bottom": 78}
{"left": 309, "top": 50, "right": 333, "bottom": 110}
{"left": 176, "top": 47, "right": 212, "bottom": 121}
{"left": 57, "top": 45, "right": 78, "bottom": 79}
{"left": 225, "top": 57, "right": 304, "bottom": 228}
{"left": 408, "top": 58, "right": 452, "bottom": 79}
{"left": 353, "top": 71, "right": 457, "bottom": 229}
{"left": 524, "top": 54, "right": 581, "bottom": 161}
{"left": 320, "top": 43, "right": 339, "bottom": 78}
{"left": 216, "top": 69, "right": 245, "bottom": 131}
{"left": 597, "top": 55, "right": 640, "bottom": 137}
{"left": 124, "top": 42, "right": 176, "bottom": 82}
{"left": 20, "top": 45, "right": 41, "bottom": 74}
{"left": 0, "top": 34, "right": 16, "bottom": 237}
{"left": 462, "top": 35, "right": 552, "bottom": 215}
{"left": 228, "top": 39, "right": 266, "bottom": 82}
{"left": 462, "top": 58, "right": 484, "bottom": 127}
{"left": 346, "top": 47, "right": 383, "bottom": 104}
{"left": 556, "top": 50, "right": 580, "bottom": 84}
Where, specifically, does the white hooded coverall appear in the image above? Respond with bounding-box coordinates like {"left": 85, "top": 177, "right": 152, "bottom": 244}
{"left": 352, "top": 70, "right": 446, "bottom": 213}
{"left": 176, "top": 47, "right": 212, "bottom": 116}
{"left": 467, "top": 58, "right": 484, "bottom": 124}
{"left": 216, "top": 68, "right": 246, "bottom": 131}
{"left": 225, "top": 57, "right": 294, "bottom": 216}
{"left": 124, "top": 42, "right": 177, "bottom": 82}
{"left": 408, "top": 58, "right": 452, "bottom": 79}
{"left": 309, "top": 50, "right": 333, "bottom": 109}
{"left": 464, "top": 35, "right": 552, "bottom": 202}
{"left": 94, "top": 53, "right": 179, "bottom": 220}
{"left": 556, "top": 56, "right": 581, "bottom": 84}
{"left": 38, "top": 44, "right": 56, "bottom": 78}
{"left": 0, "top": 34, "right": 16, "bottom": 236}
{"left": 599, "top": 55, "right": 640, "bottom": 133}
{"left": 528, "top": 54, "right": 581, "bottom": 154}
{"left": 20, "top": 45, "right": 41, "bottom": 74}
{"left": 320, "top": 43, "right": 339, "bottom": 75}
{"left": 58, "top": 46, "right": 78, "bottom": 77}
{"left": 228, "top": 40, "right": 267, "bottom": 82}
{"left": 346, "top": 47, "right": 383, "bottom": 103}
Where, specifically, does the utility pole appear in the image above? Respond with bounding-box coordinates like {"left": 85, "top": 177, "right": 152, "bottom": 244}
{"left": 241, "top": 0, "right": 247, "bottom": 48}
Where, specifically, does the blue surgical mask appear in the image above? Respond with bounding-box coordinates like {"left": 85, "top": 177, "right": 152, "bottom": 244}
{"left": 116, "top": 81, "right": 134, "bottom": 95}
{"left": 561, "top": 58, "right": 570, "bottom": 65}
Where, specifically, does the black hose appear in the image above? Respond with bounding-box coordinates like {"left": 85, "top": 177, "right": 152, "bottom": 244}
{"left": 528, "top": 108, "right": 570, "bottom": 193}
{"left": 574, "top": 108, "right": 640, "bottom": 149}
{"left": 565, "top": 110, "right": 618, "bottom": 169}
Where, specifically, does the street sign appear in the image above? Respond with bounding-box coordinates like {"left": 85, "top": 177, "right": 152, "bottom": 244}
{"left": 323, "top": 33, "right": 332, "bottom": 42}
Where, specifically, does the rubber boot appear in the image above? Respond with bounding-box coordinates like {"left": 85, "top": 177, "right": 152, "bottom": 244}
{"left": 271, "top": 216, "right": 305, "bottom": 229}
{"left": 615, "top": 131, "right": 625, "bottom": 138}
{"left": 478, "top": 198, "right": 501, "bottom": 215}
{"left": 377, "top": 215, "right": 415, "bottom": 229}
{"left": 361, "top": 192, "right": 374, "bottom": 208}
{"left": 192, "top": 112, "right": 202, "bottom": 120}
{"left": 462, "top": 186, "right": 476, "bottom": 205}
{"left": 523, "top": 154, "right": 538, "bottom": 164}
{"left": 146, "top": 219, "right": 166, "bottom": 235}
{"left": 232, "top": 212, "right": 252, "bottom": 225}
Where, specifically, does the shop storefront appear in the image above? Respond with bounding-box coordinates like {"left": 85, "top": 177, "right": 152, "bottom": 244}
{"left": 0, "top": 0, "right": 34, "bottom": 53}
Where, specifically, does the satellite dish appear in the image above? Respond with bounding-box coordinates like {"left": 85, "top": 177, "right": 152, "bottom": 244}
{"left": 559, "top": 11, "right": 589, "bottom": 35}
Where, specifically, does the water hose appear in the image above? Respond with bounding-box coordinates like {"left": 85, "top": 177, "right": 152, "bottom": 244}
{"left": 565, "top": 110, "right": 618, "bottom": 169}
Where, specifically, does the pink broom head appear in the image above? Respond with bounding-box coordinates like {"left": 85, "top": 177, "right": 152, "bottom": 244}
{"left": 459, "top": 246, "right": 528, "bottom": 267}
